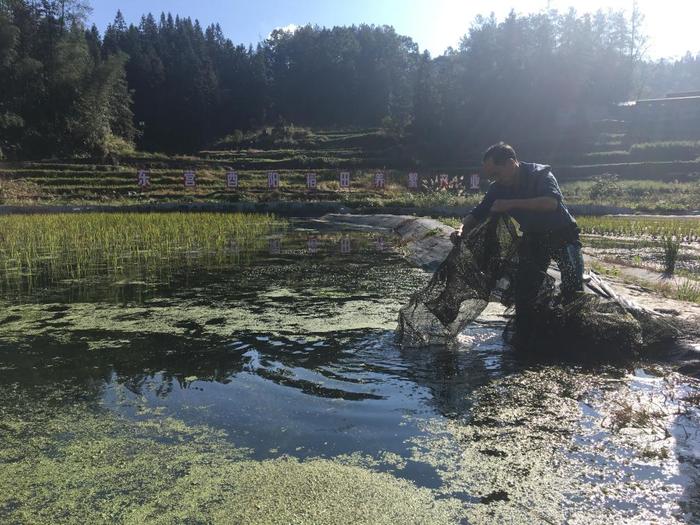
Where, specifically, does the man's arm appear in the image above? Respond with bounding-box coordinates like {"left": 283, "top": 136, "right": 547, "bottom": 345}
{"left": 451, "top": 214, "right": 479, "bottom": 243}
{"left": 490, "top": 196, "right": 557, "bottom": 213}
{"left": 451, "top": 187, "right": 495, "bottom": 243}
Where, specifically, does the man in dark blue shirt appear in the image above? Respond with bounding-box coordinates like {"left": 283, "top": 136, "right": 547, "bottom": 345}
{"left": 453, "top": 142, "right": 584, "bottom": 350}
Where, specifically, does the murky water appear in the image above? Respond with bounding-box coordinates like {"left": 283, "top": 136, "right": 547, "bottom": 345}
{"left": 1, "top": 219, "right": 699, "bottom": 523}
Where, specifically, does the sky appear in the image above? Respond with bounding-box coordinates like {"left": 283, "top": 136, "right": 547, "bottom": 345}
{"left": 88, "top": 0, "right": 700, "bottom": 60}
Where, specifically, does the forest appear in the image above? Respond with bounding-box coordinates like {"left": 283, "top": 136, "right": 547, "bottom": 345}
{"left": 1, "top": 0, "right": 700, "bottom": 160}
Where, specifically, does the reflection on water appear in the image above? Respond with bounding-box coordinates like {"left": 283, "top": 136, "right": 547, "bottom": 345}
{"left": 1, "top": 224, "right": 493, "bottom": 463}
{"left": 1, "top": 219, "right": 699, "bottom": 522}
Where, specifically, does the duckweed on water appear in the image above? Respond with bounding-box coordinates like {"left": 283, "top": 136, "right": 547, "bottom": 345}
{"left": 0, "top": 212, "right": 286, "bottom": 291}
{"left": 403, "top": 367, "right": 697, "bottom": 524}
{"left": 0, "top": 387, "right": 461, "bottom": 525}
{"left": 0, "top": 283, "right": 409, "bottom": 345}
{"left": 2, "top": 217, "right": 699, "bottom": 523}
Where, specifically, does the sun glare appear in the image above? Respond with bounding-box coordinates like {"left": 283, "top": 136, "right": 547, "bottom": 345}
{"left": 418, "top": 0, "right": 699, "bottom": 59}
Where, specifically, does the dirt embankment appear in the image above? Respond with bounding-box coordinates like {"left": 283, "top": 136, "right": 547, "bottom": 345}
{"left": 0, "top": 201, "right": 641, "bottom": 218}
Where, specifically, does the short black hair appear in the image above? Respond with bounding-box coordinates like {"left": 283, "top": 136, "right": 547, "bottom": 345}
{"left": 482, "top": 143, "right": 517, "bottom": 165}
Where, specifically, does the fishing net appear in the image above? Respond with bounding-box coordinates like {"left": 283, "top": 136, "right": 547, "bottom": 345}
{"left": 396, "top": 216, "right": 519, "bottom": 347}
{"left": 396, "top": 215, "right": 687, "bottom": 357}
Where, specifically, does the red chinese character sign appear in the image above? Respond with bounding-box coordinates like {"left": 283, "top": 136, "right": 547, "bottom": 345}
{"left": 137, "top": 170, "right": 150, "bottom": 188}
{"left": 469, "top": 173, "right": 480, "bottom": 191}
{"left": 306, "top": 173, "right": 317, "bottom": 190}
{"left": 226, "top": 171, "right": 238, "bottom": 190}
{"left": 339, "top": 171, "right": 350, "bottom": 189}
{"left": 374, "top": 172, "right": 385, "bottom": 189}
{"left": 268, "top": 172, "right": 280, "bottom": 189}
{"left": 183, "top": 170, "right": 196, "bottom": 188}
{"left": 407, "top": 172, "right": 418, "bottom": 189}
{"left": 439, "top": 174, "right": 449, "bottom": 189}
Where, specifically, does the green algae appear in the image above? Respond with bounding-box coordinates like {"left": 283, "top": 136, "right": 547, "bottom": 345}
{"left": 403, "top": 368, "right": 578, "bottom": 523}
{"left": 127, "top": 458, "right": 461, "bottom": 525}
{"left": 401, "top": 366, "right": 697, "bottom": 524}
{"left": 0, "top": 386, "right": 461, "bottom": 524}
{"left": 0, "top": 292, "right": 403, "bottom": 344}
{"left": 0, "top": 262, "right": 422, "bottom": 346}
{"left": 1, "top": 216, "right": 698, "bottom": 524}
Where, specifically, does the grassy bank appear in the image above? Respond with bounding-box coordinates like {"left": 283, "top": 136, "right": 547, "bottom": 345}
{"left": 1, "top": 165, "right": 698, "bottom": 213}
{"left": 2, "top": 127, "right": 700, "bottom": 212}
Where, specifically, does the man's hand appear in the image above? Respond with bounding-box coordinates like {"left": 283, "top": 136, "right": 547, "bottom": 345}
{"left": 452, "top": 215, "right": 479, "bottom": 244}
{"left": 450, "top": 224, "right": 463, "bottom": 245}
{"left": 490, "top": 199, "right": 512, "bottom": 213}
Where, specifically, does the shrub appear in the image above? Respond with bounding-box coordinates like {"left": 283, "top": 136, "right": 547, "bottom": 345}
{"left": 102, "top": 134, "right": 135, "bottom": 158}
{"left": 214, "top": 130, "right": 246, "bottom": 148}
{"left": 380, "top": 115, "right": 409, "bottom": 138}
{"left": 589, "top": 173, "right": 622, "bottom": 201}
{"left": 675, "top": 281, "right": 700, "bottom": 303}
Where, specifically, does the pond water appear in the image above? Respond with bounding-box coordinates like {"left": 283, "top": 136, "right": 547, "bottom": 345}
{"left": 1, "top": 219, "right": 699, "bottom": 524}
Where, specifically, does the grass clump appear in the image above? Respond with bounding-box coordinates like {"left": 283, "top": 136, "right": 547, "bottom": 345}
{"left": 674, "top": 280, "right": 700, "bottom": 303}
{"left": 662, "top": 237, "right": 681, "bottom": 276}
{"left": 605, "top": 398, "right": 666, "bottom": 434}
{"left": 588, "top": 173, "right": 622, "bottom": 201}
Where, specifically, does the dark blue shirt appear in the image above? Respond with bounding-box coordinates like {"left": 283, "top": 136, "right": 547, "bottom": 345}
{"left": 470, "top": 162, "right": 576, "bottom": 233}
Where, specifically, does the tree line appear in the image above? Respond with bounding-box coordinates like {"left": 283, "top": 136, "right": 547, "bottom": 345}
{"left": 1, "top": 0, "right": 699, "bottom": 160}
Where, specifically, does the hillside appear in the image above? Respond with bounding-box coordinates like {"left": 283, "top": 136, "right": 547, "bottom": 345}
{"left": 1, "top": 128, "right": 699, "bottom": 214}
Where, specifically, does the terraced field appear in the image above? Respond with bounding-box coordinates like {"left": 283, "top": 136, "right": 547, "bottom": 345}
{"left": 1, "top": 129, "right": 699, "bottom": 211}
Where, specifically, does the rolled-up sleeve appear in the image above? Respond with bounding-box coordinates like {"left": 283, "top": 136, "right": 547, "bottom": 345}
{"left": 536, "top": 171, "right": 563, "bottom": 202}
{"left": 469, "top": 189, "right": 496, "bottom": 222}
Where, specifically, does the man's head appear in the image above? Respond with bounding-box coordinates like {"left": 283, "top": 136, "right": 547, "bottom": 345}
{"left": 482, "top": 143, "right": 519, "bottom": 186}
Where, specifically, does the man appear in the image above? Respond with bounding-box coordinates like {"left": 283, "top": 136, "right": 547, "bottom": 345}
{"left": 452, "top": 142, "right": 584, "bottom": 349}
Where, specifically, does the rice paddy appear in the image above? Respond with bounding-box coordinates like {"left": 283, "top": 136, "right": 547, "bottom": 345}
{"left": 577, "top": 216, "right": 700, "bottom": 241}
{"left": 441, "top": 215, "right": 700, "bottom": 243}
{"left": 0, "top": 212, "right": 286, "bottom": 294}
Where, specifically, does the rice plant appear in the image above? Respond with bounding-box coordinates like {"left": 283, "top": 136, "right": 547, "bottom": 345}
{"left": 0, "top": 212, "right": 286, "bottom": 292}
{"left": 675, "top": 280, "right": 700, "bottom": 303}
{"left": 662, "top": 236, "right": 680, "bottom": 276}
{"left": 577, "top": 216, "right": 700, "bottom": 242}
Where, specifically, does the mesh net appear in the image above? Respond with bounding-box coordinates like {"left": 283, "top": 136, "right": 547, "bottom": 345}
{"left": 396, "top": 216, "right": 519, "bottom": 347}
{"left": 396, "top": 216, "right": 689, "bottom": 356}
